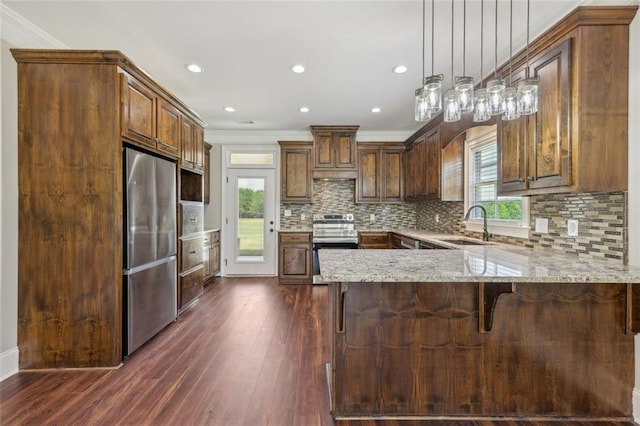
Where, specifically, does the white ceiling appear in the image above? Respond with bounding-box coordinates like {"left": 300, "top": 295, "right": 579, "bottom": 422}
{"left": 3, "top": 0, "right": 635, "bottom": 138}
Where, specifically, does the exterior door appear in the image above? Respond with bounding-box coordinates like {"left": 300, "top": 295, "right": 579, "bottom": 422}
{"left": 225, "top": 168, "right": 277, "bottom": 275}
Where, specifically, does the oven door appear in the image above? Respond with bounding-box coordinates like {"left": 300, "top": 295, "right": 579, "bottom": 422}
{"left": 312, "top": 241, "right": 359, "bottom": 278}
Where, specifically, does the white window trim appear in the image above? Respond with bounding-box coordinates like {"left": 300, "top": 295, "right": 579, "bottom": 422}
{"left": 463, "top": 126, "right": 530, "bottom": 239}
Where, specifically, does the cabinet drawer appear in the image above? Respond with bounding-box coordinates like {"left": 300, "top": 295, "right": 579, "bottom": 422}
{"left": 181, "top": 236, "right": 203, "bottom": 271}
{"left": 359, "top": 233, "right": 388, "bottom": 245}
{"left": 180, "top": 202, "right": 203, "bottom": 236}
{"left": 279, "top": 232, "right": 311, "bottom": 244}
{"left": 180, "top": 265, "right": 203, "bottom": 309}
{"left": 202, "top": 230, "right": 220, "bottom": 245}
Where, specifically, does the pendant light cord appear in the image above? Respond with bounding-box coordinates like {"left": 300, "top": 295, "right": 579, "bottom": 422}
{"left": 493, "top": 0, "right": 498, "bottom": 79}
{"left": 462, "top": 0, "right": 466, "bottom": 76}
{"left": 509, "top": 0, "right": 513, "bottom": 85}
{"left": 451, "top": 0, "right": 454, "bottom": 84}
{"left": 526, "top": 0, "right": 530, "bottom": 69}
{"left": 431, "top": 0, "right": 435, "bottom": 76}
{"left": 422, "top": 0, "right": 425, "bottom": 83}
{"left": 480, "top": 0, "right": 484, "bottom": 86}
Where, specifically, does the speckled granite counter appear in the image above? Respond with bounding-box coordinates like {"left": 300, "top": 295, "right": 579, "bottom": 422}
{"left": 318, "top": 245, "right": 640, "bottom": 283}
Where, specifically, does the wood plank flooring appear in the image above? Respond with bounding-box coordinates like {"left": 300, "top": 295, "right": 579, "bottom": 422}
{"left": 0, "top": 277, "right": 636, "bottom": 426}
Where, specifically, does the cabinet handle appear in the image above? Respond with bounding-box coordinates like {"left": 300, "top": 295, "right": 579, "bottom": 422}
{"left": 527, "top": 176, "right": 535, "bottom": 182}
{"left": 337, "top": 283, "right": 348, "bottom": 334}
{"left": 189, "top": 217, "right": 197, "bottom": 222}
{"left": 519, "top": 178, "right": 526, "bottom": 183}
{"left": 189, "top": 250, "right": 197, "bottom": 254}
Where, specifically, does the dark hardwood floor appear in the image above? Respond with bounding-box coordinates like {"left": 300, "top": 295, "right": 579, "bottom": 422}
{"left": 0, "top": 277, "right": 636, "bottom": 426}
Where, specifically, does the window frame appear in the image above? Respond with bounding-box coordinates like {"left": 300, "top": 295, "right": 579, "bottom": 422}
{"left": 463, "top": 126, "right": 530, "bottom": 239}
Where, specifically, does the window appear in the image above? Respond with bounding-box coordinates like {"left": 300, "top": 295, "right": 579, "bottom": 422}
{"left": 464, "top": 126, "right": 529, "bottom": 238}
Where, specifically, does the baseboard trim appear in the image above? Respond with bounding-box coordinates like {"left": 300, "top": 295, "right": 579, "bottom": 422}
{"left": 634, "top": 386, "right": 640, "bottom": 424}
{"left": 0, "top": 347, "right": 19, "bottom": 382}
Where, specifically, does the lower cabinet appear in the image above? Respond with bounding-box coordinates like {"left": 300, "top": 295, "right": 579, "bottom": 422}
{"left": 358, "top": 232, "right": 389, "bottom": 249}
{"left": 278, "top": 232, "right": 312, "bottom": 284}
{"left": 203, "top": 229, "right": 220, "bottom": 284}
{"left": 180, "top": 264, "right": 204, "bottom": 310}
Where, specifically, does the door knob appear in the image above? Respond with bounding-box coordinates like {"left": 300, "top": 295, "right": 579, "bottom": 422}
{"left": 270, "top": 229, "right": 274, "bottom": 233}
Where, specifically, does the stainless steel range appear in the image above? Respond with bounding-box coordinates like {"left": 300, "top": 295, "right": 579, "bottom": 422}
{"left": 312, "top": 213, "right": 358, "bottom": 279}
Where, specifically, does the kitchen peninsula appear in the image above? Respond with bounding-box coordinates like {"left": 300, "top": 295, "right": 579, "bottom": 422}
{"left": 319, "top": 244, "right": 640, "bottom": 421}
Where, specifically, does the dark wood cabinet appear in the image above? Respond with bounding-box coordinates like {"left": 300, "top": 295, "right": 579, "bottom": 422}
{"left": 203, "top": 229, "right": 220, "bottom": 284}
{"left": 278, "top": 232, "right": 312, "bottom": 284}
{"left": 405, "top": 129, "right": 440, "bottom": 201}
{"left": 441, "top": 134, "right": 464, "bottom": 201}
{"left": 180, "top": 265, "right": 204, "bottom": 309}
{"left": 181, "top": 116, "right": 205, "bottom": 173}
{"left": 156, "top": 98, "right": 181, "bottom": 156}
{"left": 179, "top": 201, "right": 204, "bottom": 312}
{"left": 311, "top": 126, "right": 358, "bottom": 179}
{"left": 279, "top": 141, "right": 313, "bottom": 203}
{"left": 358, "top": 232, "right": 389, "bottom": 249}
{"left": 356, "top": 143, "right": 405, "bottom": 203}
{"left": 11, "top": 49, "right": 206, "bottom": 369}
{"left": 497, "top": 8, "right": 635, "bottom": 195}
{"left": 203, "top": 142, "right": 212, "bottom": 204}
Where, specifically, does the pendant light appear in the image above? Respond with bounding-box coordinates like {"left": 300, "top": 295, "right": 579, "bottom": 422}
{"left": 423, "top": 0, "right": 443, "bottom": 115}
{"left": 414, "top": 0, "right": 429, "bottom": 122}
{"left": 443, "top": 0, "right": 460, "bottom": 122}
{"left": 473, "top": 0, "right": 491, "bottom": 123}
{"left": 454, "top": 0, "right": 474, "bottom": 114}
{"left": 502, "top": 0, "right": 520, "bottom": 121}
{"left": 486, "top": 0, "right": 505, "bottom": 115}
{"left": 517, "top": 0, "right": 539, "bottom": 115}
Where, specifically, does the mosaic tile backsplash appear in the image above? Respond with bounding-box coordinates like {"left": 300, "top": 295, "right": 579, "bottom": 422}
{"left": 281, "top": 181, "right": 628, "bottom": 264}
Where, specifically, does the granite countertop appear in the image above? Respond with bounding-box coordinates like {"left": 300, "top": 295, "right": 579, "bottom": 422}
{"left": 318, "top": 244, "right": 640, "bottom": 284}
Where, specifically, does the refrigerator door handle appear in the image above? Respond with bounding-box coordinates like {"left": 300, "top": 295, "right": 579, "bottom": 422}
{"left": 123, "top": 255, "right": 177, "bottom": 276}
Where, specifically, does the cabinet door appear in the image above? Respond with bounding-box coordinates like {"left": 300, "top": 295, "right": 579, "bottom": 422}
{"left": 278, "top": 233, "right": 311, "bottom": 284}
{"left": 497, "top": 68, "right": 528, "bottom": 194}
{"left": 121, "top": 75, "right": 156, "bottom": 148}
{"left": 202, "top": 243, "right": 213, "bottom": 282}
{"left": 204, "top": 143, "right": 211, "bottom": 204}
{"left": 334, "top": 132, "right": 356, "bottom": 169}
{"left": 156, "top": 98, "right": 181, "bottom": 157}
{"left": 181, "top": 116, "right": 195, "bottom": 166}
{"left": 193, "top": 125, "right": 205, "bottom": 172}
{"left": 314, "top": 131, "right": 334, "bottom": 168}
{"left": 281, "top": 144, "right": 312, "bottom": 203}
{"left": 528, "top": 39, "right": 572, "bottom": 190}
{"left": 357, "top": 149, "right": 380, "bottom": 203}
{"left": 381, "top": 149, "right": 404, "bottom": 202}
{"left": 180, "top": 265, "right": 203, "bottom": 310}
{"left": 413, "top": 136, "right": 427, "bottom": 199}
{"left": 425, "top": 130, "right": 441, "bottom": 200}
{"left": 211, "top": 242, "right": 220, "bottom": 276}
{"left": 441, "top": 135, "right": 464, "bottom": 201}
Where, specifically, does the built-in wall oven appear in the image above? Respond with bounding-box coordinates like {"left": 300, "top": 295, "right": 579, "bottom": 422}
{"left": 312, "top": 214, "right": 358, "bottom": 280}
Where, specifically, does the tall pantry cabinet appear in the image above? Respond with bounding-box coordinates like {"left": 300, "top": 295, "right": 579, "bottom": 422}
{"left": 12, "top": 50, "right": 207, "bottom": 369}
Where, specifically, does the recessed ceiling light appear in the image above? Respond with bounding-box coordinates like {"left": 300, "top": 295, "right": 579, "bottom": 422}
{"left": 371, "top": 107, "right": 381, "bottom": 113}
{"left": 223, "top": 106, "right": 236, "bottom": 112}
{"left": 290, "top": 64, "right": 306, "bottom": 74}
{"left": 238, "top": 120, "right": 254, "bottom": 125}
{"left": 392, "top": 65, "right": 408, "bottom": 74}
{"left": 186, "top": 63, "right": 203, "bottom": 73}
{"left": 299, "top": 106, "right": 310, "bottom": 113}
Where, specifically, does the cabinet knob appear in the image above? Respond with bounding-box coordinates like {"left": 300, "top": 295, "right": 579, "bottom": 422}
{"left": 527, "top": 176, "right": 535, "bottom": 182}
{"left": 519, "top": 178, "right": 526, "bottom": 183}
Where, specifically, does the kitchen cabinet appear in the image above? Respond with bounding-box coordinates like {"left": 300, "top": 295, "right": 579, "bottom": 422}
{"left": 390, "top": 233, "right": 403, "bottom": 249}
{"left": 441, "top": 134, "right": 464, "bottom": 201}
{"left": 179, "top": 201, "right": 204, "bottom": 312}
{"left": 11, "top": 49, "right": 206, "bottom": 369}
{"left": 278, "top": 232, "right": 312, "bottom": 284}
{"left": 203, "top": 142, "right": 212, "bottom": 204}
{"left": 358, "top": 232, "right": 389, "bottom": 249}
{"left": 121, "top": 74, "right": 182, "bottom": 158}
{"left": 181, "top": 116, "right": 205, "bottom": 173}
{"left": 356, "top": 143, "right": 405, "bottom": 204}
{"left": 405, "top": 128, "right": 440, "bottom": 201}
{"left": 278, "top": 141, "right": 313, "bottom": 203}
{"left": 311, "top": 125, "right": 358, "bottom": 179}
{"left": 497, "top": 7, "right": 636, "bottom": 196}
{"left": 203, "top": 229, "right": 220, "bottom": 284}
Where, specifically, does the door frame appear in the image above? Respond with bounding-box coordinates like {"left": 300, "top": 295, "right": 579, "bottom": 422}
{"left": 220, "top": 144, "right": 280, "bottom": 276}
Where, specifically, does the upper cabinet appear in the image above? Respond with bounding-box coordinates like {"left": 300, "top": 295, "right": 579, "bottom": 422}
{"left": 311, "top": 125, "right": 358, "bottom": 179}
{"left": 181, "top": 116, "right": 205, "bottom": 173}
{"left": 356, "top": 143, "right": 405, "bottom": 204}
{"left": 279, "top": 141, "right": 313, "bottom": 203}
{"left": 405, "top": 128, "right": 440, "bottom": 201}
{"left": 497, "top": 6, "right": 637, "bottom": 196}
{"left": 441, "top": 134, "right": 464, "bottom": 202}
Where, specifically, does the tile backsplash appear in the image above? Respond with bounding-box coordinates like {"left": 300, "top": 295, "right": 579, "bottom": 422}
{"left": 281, "top": 180, "right": 628, "bottom": 264}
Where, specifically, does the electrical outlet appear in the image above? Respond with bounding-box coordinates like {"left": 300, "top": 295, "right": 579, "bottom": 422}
{"left": 567, "top": 219, "right": 579, "bottom": 237}
{"left": 435, "top": 214, "right": 440, "bottom": 223}
{"left": 301, "top": 213, "right": 306, "bottom": 220}
{"left": 284, "top": 209, "right": 291, "bottom": 217}
{"left": 369, "top": 214, "right": 375, "bottom": 222}
{"left": 535, "top": 217, "right": 549, "bottom": 233}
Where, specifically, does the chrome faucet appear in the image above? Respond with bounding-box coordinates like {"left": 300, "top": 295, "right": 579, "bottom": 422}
{"left": 464, "top": 205, "right": 490, "bottom": 241}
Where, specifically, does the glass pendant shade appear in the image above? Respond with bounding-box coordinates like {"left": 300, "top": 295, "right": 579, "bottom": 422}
{"left": 424, "top": 74, "right": 443, "bottom": 114}
{"left": 454, "top": 76, "right": 474, "bottom": 114}
{"left": 414, "top": 86, "right": 430, "bottom": 122}
{"left": 502, "top": 86, "right": 520, "bottom": 121}
{"left": 473, "top": 88, "right": 491, "bottom": 123}
{"left": 443, "top": 88, "right": 461, "bottom": 122}
{"left": 517, "top": 77, "right": 538, "bottom": 115}
{"left": 486, "top": 78, "right": 506, "bottom": 115}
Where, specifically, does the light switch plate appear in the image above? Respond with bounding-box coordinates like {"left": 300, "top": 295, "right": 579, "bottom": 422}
{"left": 535, "top": 217, "right": 549, "bottom": 233}
{"left": 301, "top": 213, "right": 306, "bottom": 220}
{"left": 435, "top": 214, "right": 440, "bottom": 223}
{"left": 284, "top": 209, "right": 291, "bottom": 217}
{"left": 567, "top": 219, "right": 579, "bottom": 237}
{"left": 369, "top": 214, "right": 375, "bottom": 222}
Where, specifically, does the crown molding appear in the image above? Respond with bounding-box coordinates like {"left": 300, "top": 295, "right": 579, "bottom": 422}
{"left": 1, "top": 4, "right": 67, "bottom": 48}
{"left": 205, "top": 129, "right": 413, "bottom": 145}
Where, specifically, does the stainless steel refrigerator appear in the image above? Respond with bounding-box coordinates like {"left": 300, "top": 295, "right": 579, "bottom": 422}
{"left": 123, "top": 147, "right": 177, "bottom": 356}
